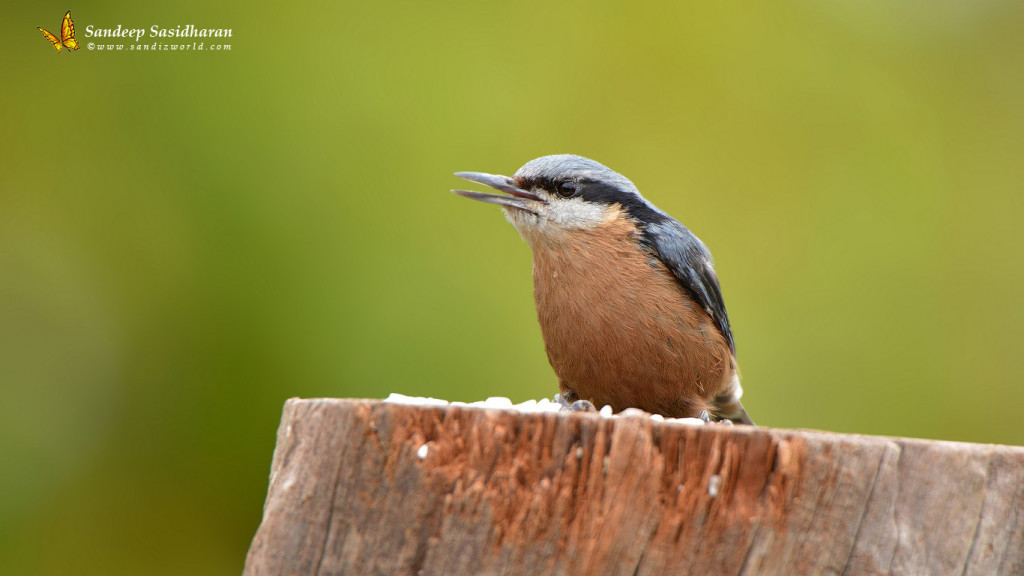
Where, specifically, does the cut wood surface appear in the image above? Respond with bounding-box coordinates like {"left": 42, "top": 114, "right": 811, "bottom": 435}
{"left": 243, "top": 399, "right": 1024, "bottom": 576}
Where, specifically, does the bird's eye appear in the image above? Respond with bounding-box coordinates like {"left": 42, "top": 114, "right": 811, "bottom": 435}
{"left": 557, "top": 181, "right": 578, "bottom": 198}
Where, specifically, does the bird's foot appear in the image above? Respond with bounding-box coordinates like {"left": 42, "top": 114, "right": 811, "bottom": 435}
{"left": 697, "top": 410, "right": 734, "bottom": 425}
{"left": 554, "top": 393, "right": 596, "bottom": 413}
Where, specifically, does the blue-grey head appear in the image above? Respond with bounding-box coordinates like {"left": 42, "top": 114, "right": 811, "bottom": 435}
{"left": 453, "top": 154, "right": 670, "bottom": 243}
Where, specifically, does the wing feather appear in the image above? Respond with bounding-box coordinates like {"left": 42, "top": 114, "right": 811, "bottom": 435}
{"left": 643, "top": 220, "right": 736, "bottom": 353}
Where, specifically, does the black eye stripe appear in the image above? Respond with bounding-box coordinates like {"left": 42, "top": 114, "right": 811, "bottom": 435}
{"left": 577, "top": 180, "right": 669, "bottom": 225}
{"left": 519, "top": 177, "right": 666, "bottom": 225}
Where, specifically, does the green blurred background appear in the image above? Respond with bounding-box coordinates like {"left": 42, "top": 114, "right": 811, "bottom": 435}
{"left": 3, "top": 1, "right": 1023, "bottom": 574}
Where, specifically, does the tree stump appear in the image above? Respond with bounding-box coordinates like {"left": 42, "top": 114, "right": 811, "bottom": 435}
{"left": 243, "top": 398, "right": 1024, "bottom": 576}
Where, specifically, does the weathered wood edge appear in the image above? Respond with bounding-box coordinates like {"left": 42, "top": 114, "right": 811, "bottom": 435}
{"left": 244, "top": 398, "right": 1024, "bottom": 576}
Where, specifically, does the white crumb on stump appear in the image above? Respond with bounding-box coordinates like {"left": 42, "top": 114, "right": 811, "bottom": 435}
{"left": 708, "top": 474, "right": 721, "bottom": 498}
{"left": 383, "top": 393, "right": 708, "bottom": 424}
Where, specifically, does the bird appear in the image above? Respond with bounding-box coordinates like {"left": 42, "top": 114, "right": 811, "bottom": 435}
{"left": 452, "top": 155, "right": 753, "bottom": 425}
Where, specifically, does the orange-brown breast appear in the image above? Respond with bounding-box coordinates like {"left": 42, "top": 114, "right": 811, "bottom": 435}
{"left": 529, "top": 211, "right": 734, "bottom": 418}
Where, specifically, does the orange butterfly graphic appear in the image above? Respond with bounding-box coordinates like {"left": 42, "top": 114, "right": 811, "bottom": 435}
{"left": 38, "top": 10, "right": 79, "bottom": 53}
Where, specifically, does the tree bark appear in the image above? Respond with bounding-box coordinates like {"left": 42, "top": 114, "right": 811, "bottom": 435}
{"left": 243, "top": 398, "right": 1024, "bottom": 576}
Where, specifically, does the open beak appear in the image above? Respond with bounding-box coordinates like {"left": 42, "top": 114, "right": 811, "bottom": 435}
{"left": 452, "top": 172, "right": 546, "bottom": 214}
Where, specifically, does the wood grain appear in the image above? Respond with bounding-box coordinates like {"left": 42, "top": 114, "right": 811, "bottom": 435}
{"left": 243, "top": 399, "right": 1024, "bottom": 576}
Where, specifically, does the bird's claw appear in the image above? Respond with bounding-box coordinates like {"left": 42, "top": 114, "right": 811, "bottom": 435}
{"left": 554, "top": 393, "right": 596, "bottom": 412}
{"left": 697, "top": 410, "right": 735, "bottom": 425}
{"left": 569, "top": 400, "right": 596, "bottom": 412}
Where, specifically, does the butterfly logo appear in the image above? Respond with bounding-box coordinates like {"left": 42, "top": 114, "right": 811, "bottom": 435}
{"left": 38, "top": 10, "right": 79, "bottom": 53}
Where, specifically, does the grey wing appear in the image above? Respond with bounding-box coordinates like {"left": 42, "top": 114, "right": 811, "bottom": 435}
{"left": 644, "top": 220, "right": 736, "bottom": 353}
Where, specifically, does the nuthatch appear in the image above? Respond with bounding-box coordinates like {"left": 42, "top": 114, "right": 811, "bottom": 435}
{"left": 453, "top": 155, "right": 753, "bottom": 425}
